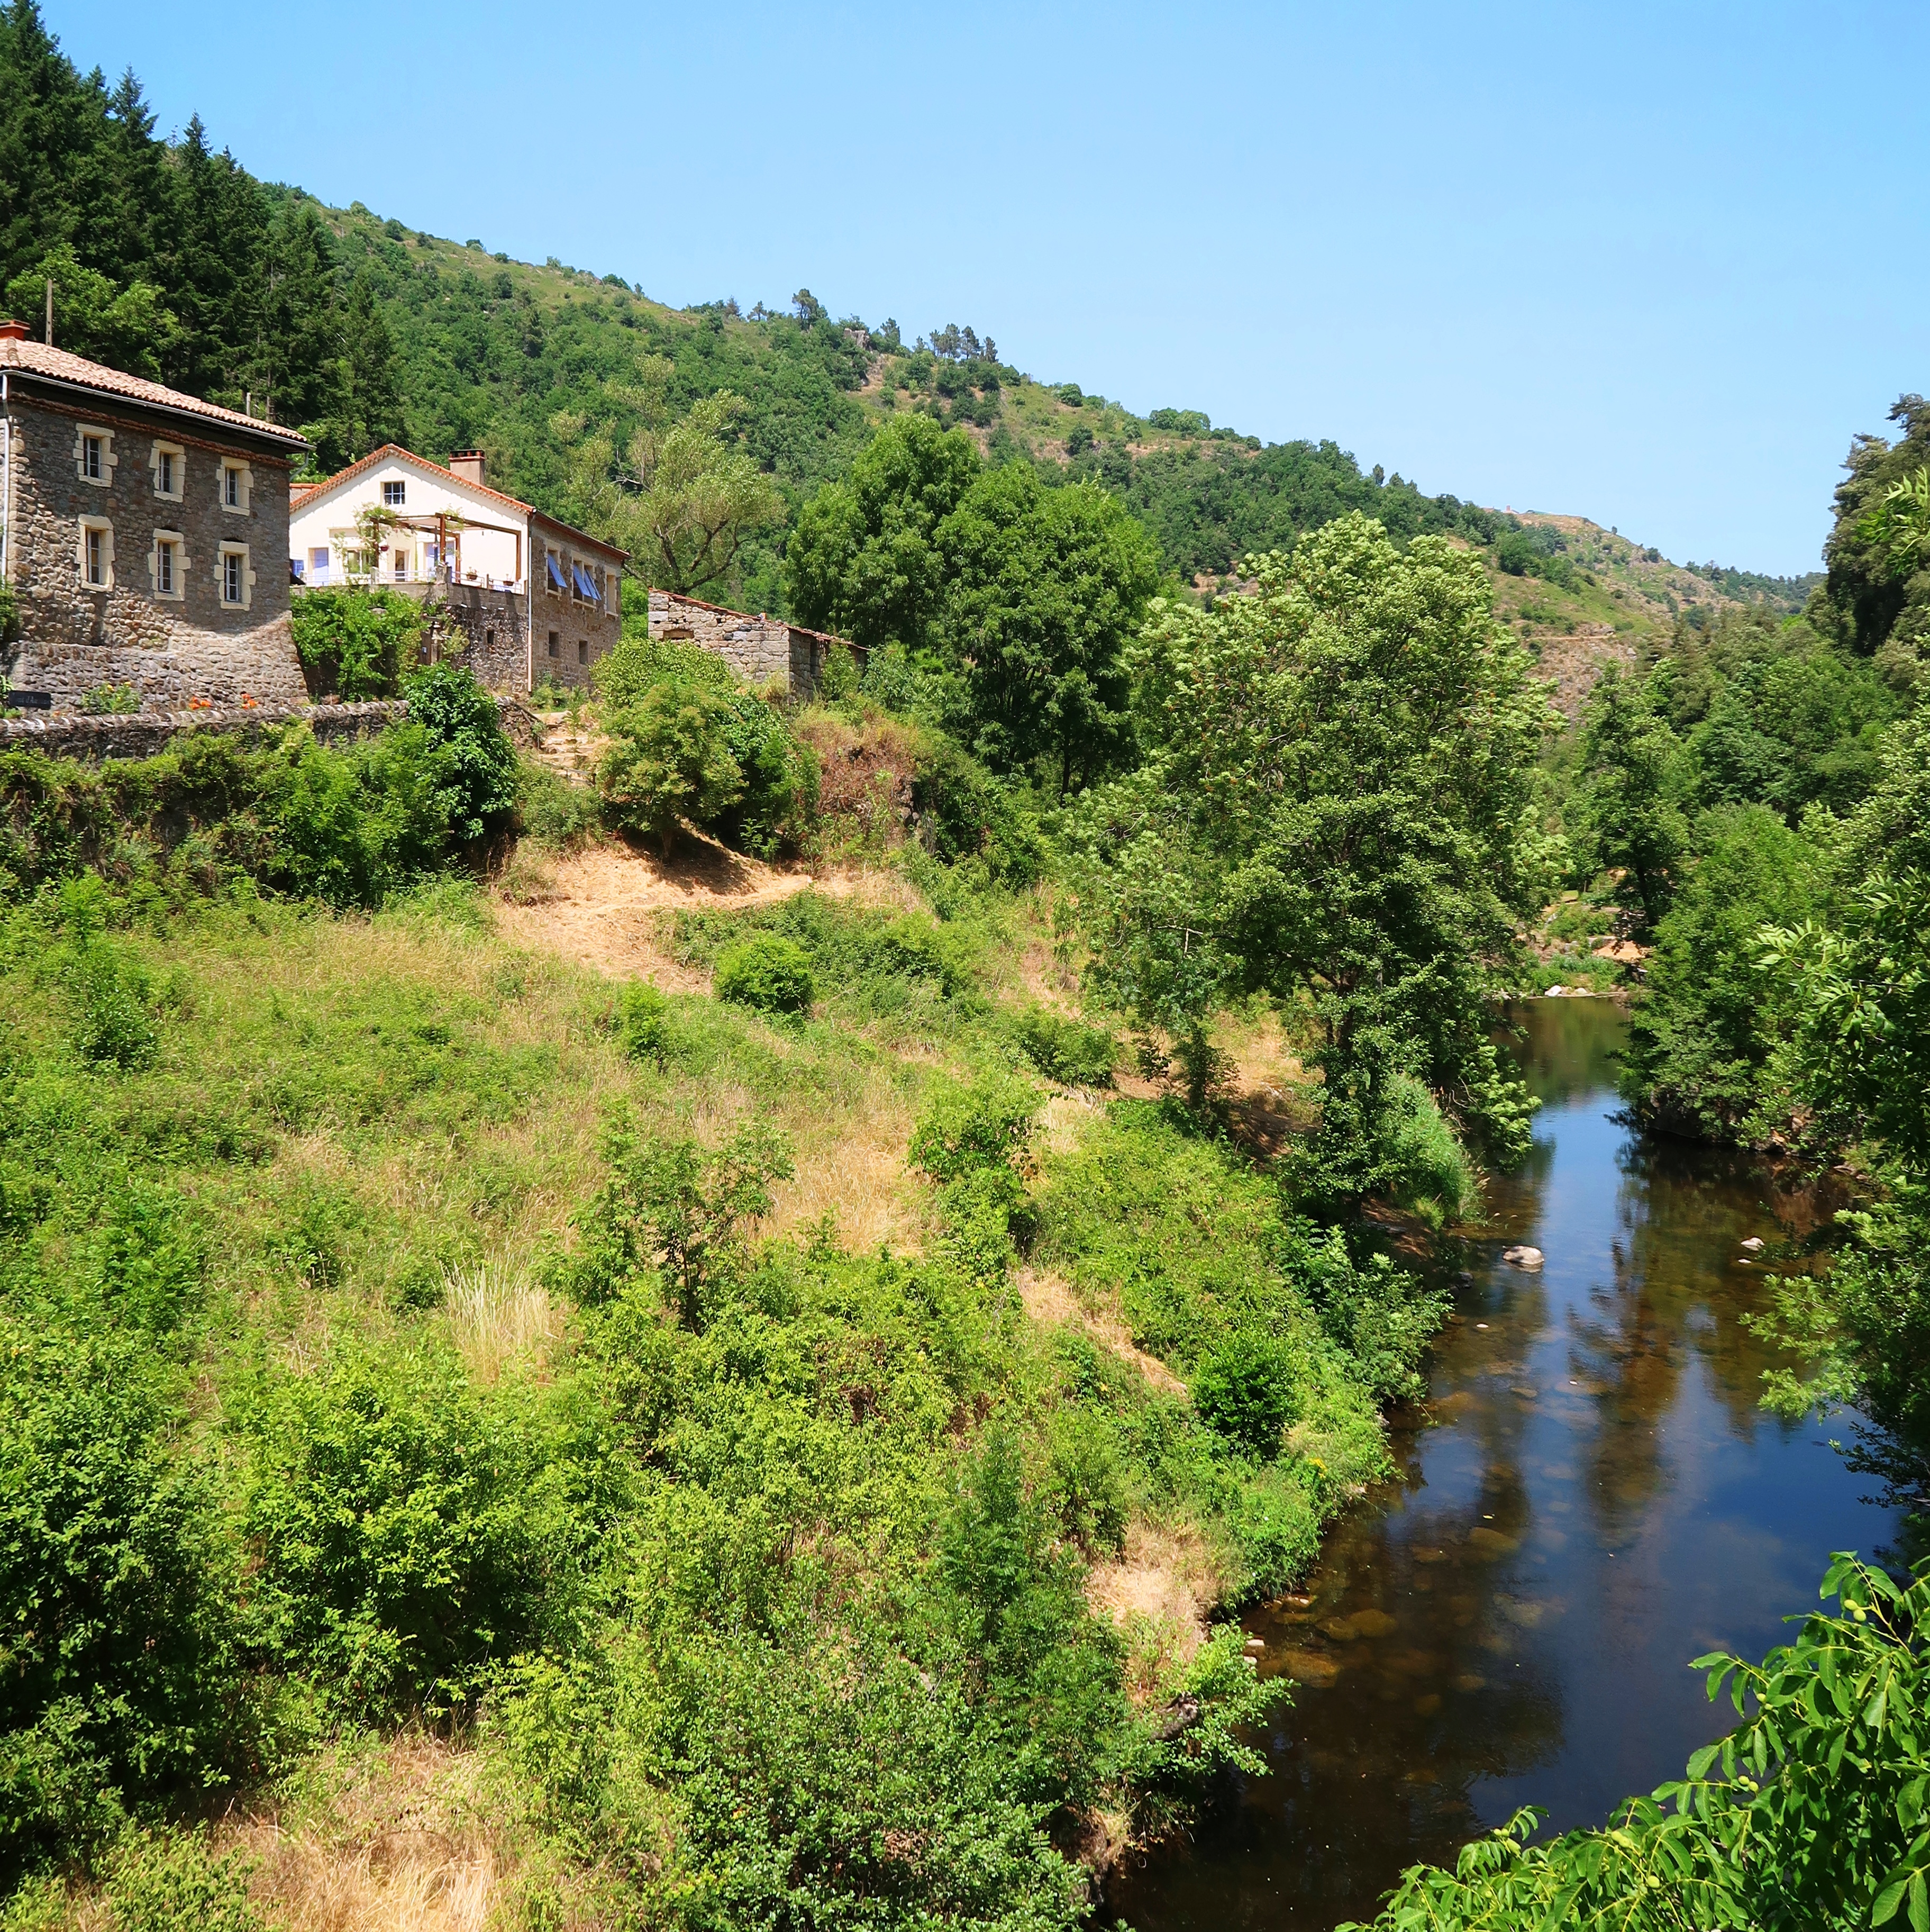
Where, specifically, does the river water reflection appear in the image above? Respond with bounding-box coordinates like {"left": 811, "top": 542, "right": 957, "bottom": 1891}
{"left": 1109, "top": 997, "right": 1899, "bottom": 1931}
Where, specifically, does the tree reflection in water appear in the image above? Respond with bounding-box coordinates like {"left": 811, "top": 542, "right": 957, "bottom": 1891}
{"left": 1107, "top": 1000, "right": 1897, "bottom": 1932}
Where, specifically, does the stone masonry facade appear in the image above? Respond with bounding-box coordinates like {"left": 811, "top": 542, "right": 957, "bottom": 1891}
{"left": 530, "top": 516, "right": 623, "bottom": 692}
{"left": 647, "top": 588, "right": 864, "bottom": 700}
{"left": 4, "top": 367, "right": 307, "bottom": 711}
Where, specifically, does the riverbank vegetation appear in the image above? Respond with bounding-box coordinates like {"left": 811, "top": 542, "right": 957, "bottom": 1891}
{"left": 0, "top": 558, "right": 1472, "bottom": 1924}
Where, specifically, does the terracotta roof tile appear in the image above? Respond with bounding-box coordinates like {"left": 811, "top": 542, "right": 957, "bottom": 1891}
{"left": 0, "top": 337, "right": 308, "bottom": 447}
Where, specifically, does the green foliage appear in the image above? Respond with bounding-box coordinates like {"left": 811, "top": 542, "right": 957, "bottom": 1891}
{"left": 617, "top": 979, "right": 671, "bottom": 1068}
{"left": 289, "top": 588, "right": 422, "bottom": 700}
{"left": 99, "top": 1831, "right": 262, "bottom": 1932}
{"left": 403, "top": 662, "right": 517, "bottom": 842}
{"left": 513, "top": 757, "right": 601, "bottom": 854}
{"left": 1009, "top": 1006, "right": 1116, "bottom": 1086}
{"left": 566, "top": 384, "right": 785, "bottom": 600}
{"left": 0, "top": 1327, "right": 230, "bottom": 1875}
{"left": 1192, "top": 1329, "right": 1300, "bottom": 1459}
{"left": 568, "top": 1113, "right": 794, "bottom": 1325}
{"left": 0, "top": 722, "right": 499, "bottom": 913}
{"left": 713, "top": 933, "right": 815, "bottom": 1015}
{"left": 935, "top": 463, "right": 1162, "bottom": 795}
{"left": 1814, "top": 395, "right": 1930, "bottom": 669}
{"left": 0, "top": 579, "right": 18, "bottom": 650}
{"left": 1573, "top": 658, "right": 1693, "bottom": 931}
{"left": 786, "top": 413, "right": 982, "bottom": 652}
{"left": 76, "top": 682, "right": 140, "bottom": 716}
{"left": 239, "top": 1341, "right": 578, "bottom": 1719}
{"left": 1080, "top": 516, "right": 1544, "bottom": 1203}
{"left": 1621, "top": 805, "right": 1821, "bottom": 1141}
{"left": 597, "top": 681, "right": 744, "bottom": 856}
{"left": 1372, "top": 1071, "right": 1479, "bottom": 1226}
{"left": 1496, "top": 521, "right": 1576, "bottom": 588}
{"left": 1348, "top": 1552, "right": 1930, "bottom": 1932}
{"left": 672, "top": 890, "right": 988, "bottom": 1034}
{"left": 908, "top": 734, "right": 1049, "bottom": 886}
{"left": 908, "top": 1072, "right": 1041, "bottom": 1185}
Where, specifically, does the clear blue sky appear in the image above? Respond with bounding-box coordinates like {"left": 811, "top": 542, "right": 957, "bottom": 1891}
{"left": 53, "top": 1, "right": 1930, "bottom": 574}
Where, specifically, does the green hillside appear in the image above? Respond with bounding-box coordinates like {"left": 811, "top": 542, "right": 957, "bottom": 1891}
{"left": 0, "top": 2, "right": 1815, "bottom": 632}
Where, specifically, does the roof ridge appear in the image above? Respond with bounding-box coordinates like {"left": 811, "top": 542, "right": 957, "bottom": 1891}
{"left": 1, "top": 338, "right": 307, "bottom": 445}
{"left": 294, "top": 445, "right": 626, "bottom": 560}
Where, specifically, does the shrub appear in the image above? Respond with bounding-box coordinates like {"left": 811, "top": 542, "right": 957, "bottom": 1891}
{"left": 404, "top": 661, "right": 518, "bottom": 842}
{"left": 514, "top": 758, "right": 602, "bottom": 854}
{"left": 714, "top": 933, "right": 815, "bottom": 1015}
{"left": 1373, "top": 1072, "right": 1478, "bottom": 1225}
{"left": 816, "top": 641, "right": 860, "bottom": 704}
{"left": 66, "top": 935, "right": 159, "bottom": 1071}
{"left": 102, "top": 1830, "right": 262, "bottom": 1932}
{"left": 598, "top": 681, "right": 744, "bottom": 856}
{"left": 618, "top": 979, "right": 672, "bottom": 1068}
{"left": 0, "top": 1327, "right": 232, "bottom": 1875}
{"left": 566, "top": 1114, "right": 794, "bottom": 1323}
{"left": 908, "top": 1072, "right": 1041, "bottom": 1184}
{"left": 240, "top": 1344, "right": 576, "bottom": 1719}
{"left": 1011, "top": 1006, "right": 1115, "bottom": 1086}
{"left": 290, "top": 587, "right": 422, "bottom": 699}
{"left": 0, "top": 577, "right": 19, "bottom": 647}
{"left": 1192, "top": 1330, "right": 1300, "bottom": 1459}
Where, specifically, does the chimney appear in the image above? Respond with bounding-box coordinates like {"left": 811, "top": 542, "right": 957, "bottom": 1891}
{"left": 0, "top": 319, "right": 26, "bottom": 341}
{"left": 448, "top": 449, "right": 485, "bottom": 487}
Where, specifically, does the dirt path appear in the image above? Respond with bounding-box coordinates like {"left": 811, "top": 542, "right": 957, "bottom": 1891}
{"left": 495, "top": 837, "right": 910, "bottom": 988}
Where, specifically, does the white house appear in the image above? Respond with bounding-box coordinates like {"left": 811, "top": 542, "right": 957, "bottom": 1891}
{"left": 287, "top": 445, "right": 625, "bottom": 692}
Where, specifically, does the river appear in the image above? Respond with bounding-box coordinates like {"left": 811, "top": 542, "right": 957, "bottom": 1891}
{"left": 1108, "top": 996, "right": 1901, "bottom": 1930}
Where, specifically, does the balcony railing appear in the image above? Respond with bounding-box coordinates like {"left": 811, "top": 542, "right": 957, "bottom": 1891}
{"left": 292, "top": 560, "right": 525, "bottom": 594}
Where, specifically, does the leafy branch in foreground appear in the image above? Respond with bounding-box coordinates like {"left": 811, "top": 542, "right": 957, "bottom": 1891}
{"left": 1346, "top": 1550, "right": 1930, "bottom": 1932}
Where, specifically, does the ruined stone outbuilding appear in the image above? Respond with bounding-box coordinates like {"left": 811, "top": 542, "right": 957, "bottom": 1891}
{"left": 648, "top": 588, "right": 863, "bottom": 701}
{"left": 1, "top": 320, "right": 311, "bottom": 710}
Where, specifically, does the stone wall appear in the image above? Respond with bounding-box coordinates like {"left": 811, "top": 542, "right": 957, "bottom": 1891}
{"left": 0, "top": 693, "right": 540, "bottom": 763}
{"left": 429, "top": 582, "right": 527, "bottom": 691}
{"left": 3, "top": 387, "right": 306, "bottom": 709}
{"left": 530, "top": 520, "right": 622, "bottom": 691}
{"left": 647, "top": 588, "right": 864, "bottom": 700}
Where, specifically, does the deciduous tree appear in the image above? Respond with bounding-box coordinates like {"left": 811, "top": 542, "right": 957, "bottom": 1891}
{"left": 1079, "top": 514, "right": 1547, "bottom": 1201}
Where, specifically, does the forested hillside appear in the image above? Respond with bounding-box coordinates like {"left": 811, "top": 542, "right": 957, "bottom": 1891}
{"left": 0, "top": 0, "right": 1814, "bottom": 631}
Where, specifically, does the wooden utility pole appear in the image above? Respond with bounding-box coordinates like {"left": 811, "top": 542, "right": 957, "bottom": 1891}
{"left": 43, "top": 278, "right": 52, "bottom": 346}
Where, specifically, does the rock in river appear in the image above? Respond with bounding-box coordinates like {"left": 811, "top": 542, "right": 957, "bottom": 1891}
{"left": 1501, "top": 1244, "right": 1544, "bottom": 1268}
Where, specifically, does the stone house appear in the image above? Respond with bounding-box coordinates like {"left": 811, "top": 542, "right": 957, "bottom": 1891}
{"left": 648, "top": 588, "right": 863, "bottom": 701}
{"left": 0, "top": 320, "right": 312, "bottom": 710}
{"left": 288, "top": 446, "right": 626, "bottom": 694}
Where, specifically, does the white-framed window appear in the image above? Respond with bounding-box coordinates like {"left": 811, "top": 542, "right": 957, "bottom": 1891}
{"left": 77, "top": 515, "right": 114, "bottom": 588}
{"left": 382, "top": 479, "right": 406, "bottom": 506}
{"left": 149, "top": 441, "right": 184, "bottom": 501}
{"left": 220, "top": 460, "right": 251, "bottom": 513}
{"left": 149, "top": 528, "right": 186, "bottom": 601}
{"left": 75, "top": 425, "right": 116, "bottom": 486}
{"left": 308, "top": 546, "right": 331, "bottom": 584}
{"left": 217, "top": 540, "right": 253, "bottom": 609}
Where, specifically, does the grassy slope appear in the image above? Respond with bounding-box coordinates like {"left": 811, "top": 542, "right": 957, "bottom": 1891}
{"left": 1, "top": 793, "right": 1403, "bottom": 1921}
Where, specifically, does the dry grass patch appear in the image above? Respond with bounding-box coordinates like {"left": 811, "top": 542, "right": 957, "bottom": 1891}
{"left": 229, "top": 1735, "right": 510, "bottom": 1932}
{"left": 765, "top": 1085, "right": 927, "bottom": 1254}
{"left": 444, "top": 1263, "right": 565, "bottom": 1384}
{"left": 1017, "top": 1266, "right": 1186, "bottom": 1399}
{"left": 1088, "top": 1519, "right": 1223, "bottom": 1675}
